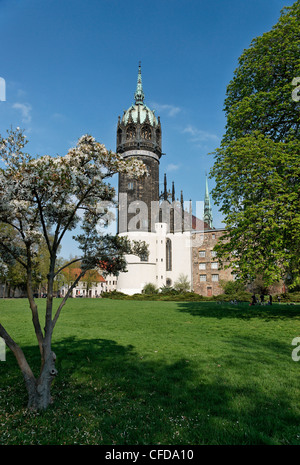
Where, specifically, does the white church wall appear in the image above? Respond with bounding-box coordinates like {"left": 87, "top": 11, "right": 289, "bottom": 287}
{"left": 116, "top": 224, "right": 192, "bottom": 294}
{"left": 116, "top": 230, "right": 157, "bottom": 295}
{"left": 166, "top": 231, "right": 192, "bottom": 290}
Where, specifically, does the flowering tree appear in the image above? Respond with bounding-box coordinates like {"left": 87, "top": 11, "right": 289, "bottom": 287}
{"left": 0, "top": 128, "right": 148, "bottom": 410}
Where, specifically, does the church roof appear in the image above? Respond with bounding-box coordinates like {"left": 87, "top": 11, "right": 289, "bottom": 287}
{"left": 192, "top": 215, "right": 211, "bottom": 231}
{"left": 122, "top": 103, "right": 158, "bottom": 126}
{"left": 121, "top": 63, "right": 159, "bottom": 127}
{"left": 62, "top": 267, "right": 106, "bottom": 283}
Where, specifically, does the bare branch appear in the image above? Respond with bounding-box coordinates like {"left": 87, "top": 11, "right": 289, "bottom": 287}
{"left": 0, "top": 323, "right": 36, "bottom": 389}
{"left": 0, "top": 240, "right": 27, "bottom": 269}
{"left": 53, "top": 257, "right": 82, "bottom": 278}
{"left": 25, "top": 244, "right": 44, "bottom": 353}
{"left": 52, "top": 270, "right": 86, "bottom": 328}
{"left": 34, "top": 189, "right": 52, "bottom": 256}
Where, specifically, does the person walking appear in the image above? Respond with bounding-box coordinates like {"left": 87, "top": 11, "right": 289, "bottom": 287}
{"left": 251, "top": 294, "right": 257, "bottom": 306}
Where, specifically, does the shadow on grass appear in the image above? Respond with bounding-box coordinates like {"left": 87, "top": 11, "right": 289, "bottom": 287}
{"left": 176, "top": 301, "right": 300, "bottom": 321}
{"left": 1, "top": 335, "right": 299, "bottom": 445}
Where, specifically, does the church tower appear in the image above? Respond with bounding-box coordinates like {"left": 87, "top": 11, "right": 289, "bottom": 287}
{"left": 117, "top": 63, "right": 162, "bottom": 233}
{"left": 116, "top": 64, "right": 192, "bottom": 295}
{"left": 114, "top": 64, "right": 234, "bottom": 297}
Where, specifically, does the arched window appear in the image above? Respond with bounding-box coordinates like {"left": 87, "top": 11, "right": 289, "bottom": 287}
{"left": 156, "top": 128, "right": 161, "bottom": 144}
{"left": 126, "top": 125, "right": 136, "bottom": 140}
{"left": 140, "top": 252, "right": 149, "bottom": 262}
{"left": 166, "top": 239, "right": 172, "bottom": 271}
{"left": 117, "top": 128, "right": 122, "bottom": 145}
{"left": 141, "top": 125, "right": 152, "bottom": 140}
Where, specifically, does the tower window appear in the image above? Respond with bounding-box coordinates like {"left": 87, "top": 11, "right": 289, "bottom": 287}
{"left": 128, "top": 182, "right": 134, "bottom": 190}
{"left": 166, "top": 238, "right": 172, "bottom": 271}
{"left": 126, "top": 125, "right": 136, "bottom": 140}
{"left": 156, "top": 128, "right": 161, "bottom": 143}
{"left": 117, "top": 128, "right": 122, "bottom": 145}
{"left": 141, "top": 125, "right": 152, "bottom": 140}
{"left": 140, "top": 253, "right": 149, "bottom": 262}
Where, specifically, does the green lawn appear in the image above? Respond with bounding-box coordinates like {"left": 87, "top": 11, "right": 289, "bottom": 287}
{"left": 0, "top": 298, "right": 299, "bottom": 445}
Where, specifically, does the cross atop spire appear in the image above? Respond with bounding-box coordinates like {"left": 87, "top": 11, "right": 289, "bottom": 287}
{"left": 134, "top": 61, "right": 145, "bottom": 105}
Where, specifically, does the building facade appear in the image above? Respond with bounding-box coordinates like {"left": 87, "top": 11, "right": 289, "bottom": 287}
{"left": 192, "top": 228, "right": 233, "bottom": 296}
{"left": 115, "top": 64, "right": 235, "bottom": 296}
{"left": 60, "top": 267, "right": 117, "bottom": 298}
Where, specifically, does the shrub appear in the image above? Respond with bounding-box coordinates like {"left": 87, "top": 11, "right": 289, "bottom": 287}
{"left": 213, "top": 291, "right": 252, "bottom": 302}
{"left": 276, "top": 292, "right": 300, "bottom": 302}
{"left": 173, "top": 274, "right": 190, "bottom": 293}
{"left": 142, "top": 283, "right": 158, "bottom": 295}
{"left": 220, "top": 280, "right": 247, "bottom": 295}
{"left": 101, "top": 290, "right": 127, "bottom": 299}
{"left": 159, "top": 285, "right": 180, "bottom": 295}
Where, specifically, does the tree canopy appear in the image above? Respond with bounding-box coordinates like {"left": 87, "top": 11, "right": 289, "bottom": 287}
{"left": 223, "top": 1, "right": 300, "bottom": 142}
{"left": 0, "top": 128, "right": 148, "bottom": 409}
{"left": 210, "top": 1, "right": 300, "bottom": 287}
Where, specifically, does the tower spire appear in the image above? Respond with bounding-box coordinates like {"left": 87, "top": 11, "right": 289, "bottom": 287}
{"left": 134, "top": 61, "right": 145, "bottom": 105}
{"left": 163, "top": 173, "right": 168, "bottom": 200}
{"left": 204, "top": 173, "right": 213, "bottom": 229}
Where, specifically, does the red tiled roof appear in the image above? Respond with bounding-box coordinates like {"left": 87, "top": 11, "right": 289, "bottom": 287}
{"left": 62, "top": 267, "right": 105, "bottom": 282}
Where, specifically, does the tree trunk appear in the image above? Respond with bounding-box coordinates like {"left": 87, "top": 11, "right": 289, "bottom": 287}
{"left": 0, "top": 323, "right": 57, "bottom": 410}
{"left": 26, "top": 351, "right": 58, "bottom": 410}
{"left": 2, "top": 325, "right": 58, "bottom": 410}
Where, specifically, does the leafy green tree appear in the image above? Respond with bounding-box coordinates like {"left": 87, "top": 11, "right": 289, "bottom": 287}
{"left": 142, "top": 283, "right": 158, "bottom": 295}
{"left": 0, "top": 223, "right": 61, "bottom": 297}
{"left": 223, "top": 1, "right": 300, "bottom": 142}
{"left": 4, "top": 260, "right": 27, "bottom": 297}
{"left": 173, "top": 274, "right": 190, "bottom": 293}
{"left": 220, "top": 280, "right": 246, "bottom": 295}
{"left": 210, "top": 1, "right": 300, "bottom": 287}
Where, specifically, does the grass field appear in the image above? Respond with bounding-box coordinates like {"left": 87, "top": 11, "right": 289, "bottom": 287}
{"left": 0, "top": 298, "right": 299, "bottom": 445}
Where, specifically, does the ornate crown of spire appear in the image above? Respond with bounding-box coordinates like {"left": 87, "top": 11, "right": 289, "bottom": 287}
{"left": 134, "top": 61, "right": 145, "bottom": 104}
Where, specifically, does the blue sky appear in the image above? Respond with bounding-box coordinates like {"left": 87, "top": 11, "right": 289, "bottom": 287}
{"left": 0, "top": 0, "right": 295, "bottom": 258}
